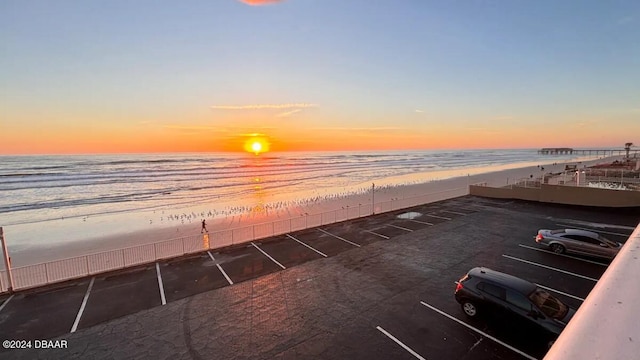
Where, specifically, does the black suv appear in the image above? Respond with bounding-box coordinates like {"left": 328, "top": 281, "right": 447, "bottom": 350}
{"left": 454, "top": 267, "right": 576, "bottom": 342}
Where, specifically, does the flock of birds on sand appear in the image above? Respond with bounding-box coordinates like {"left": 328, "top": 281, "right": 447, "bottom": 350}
{"left": 141, "top": 183, "right": 409, "bottom": 231}
{"left": 71, "top": 180, "right": 430, "bottom": 234}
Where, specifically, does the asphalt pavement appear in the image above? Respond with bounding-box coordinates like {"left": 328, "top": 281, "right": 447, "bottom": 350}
{"left": 0, "top": 195, "right": 638, "bottom": 360}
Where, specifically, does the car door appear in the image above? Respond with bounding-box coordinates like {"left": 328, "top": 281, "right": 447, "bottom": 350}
{"left": 559, "top": 234, "right": 583, "bottom": 254}
{"left": 576, "top": 235, "right": 610, "bottom": 258}
{"left": 476, "top": 282, "right": 507, "bottom": 316}
{"left": 596, "top": 235, "right": 619, "bottom": 259}
{"left": 504, "top": 289, "right": 542, "bottom": 334}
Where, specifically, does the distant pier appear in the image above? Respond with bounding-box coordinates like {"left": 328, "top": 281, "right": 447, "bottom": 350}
{"left": 538, "top": 148, "right": 633, "bottom": 156}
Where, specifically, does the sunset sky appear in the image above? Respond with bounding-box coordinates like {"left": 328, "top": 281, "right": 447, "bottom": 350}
{"left": 1, "top": 0, "right": 639, "bottom": 154}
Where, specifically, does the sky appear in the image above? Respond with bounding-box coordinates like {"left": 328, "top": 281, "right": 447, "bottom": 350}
{"left": 1, "top": 0, "right": 639, "bottom": 154}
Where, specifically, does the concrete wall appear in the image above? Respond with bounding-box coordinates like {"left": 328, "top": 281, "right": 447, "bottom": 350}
{"left": 469, "top": 184, "right": 640, "bottom": 207}
{"left": 469, "top": 185, "right": 540, "bottom": 202}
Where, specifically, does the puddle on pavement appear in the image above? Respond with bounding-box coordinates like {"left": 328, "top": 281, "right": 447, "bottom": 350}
{"left": 396, "top": 212, "right": 422, "bottom": 219}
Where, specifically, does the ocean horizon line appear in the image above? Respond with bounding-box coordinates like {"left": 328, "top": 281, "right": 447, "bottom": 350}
{"left": 0, "top": 146, "right": 628, "bottom": 157}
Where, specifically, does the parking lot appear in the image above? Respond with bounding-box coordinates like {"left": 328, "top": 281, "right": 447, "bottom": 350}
{"left": 0, "top": 195, "right": 638, "bottom": 359}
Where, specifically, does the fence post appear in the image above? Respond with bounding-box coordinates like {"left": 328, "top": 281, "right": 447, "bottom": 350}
{"left": 153, "top": 243, "right": 158, "bottom": 261}
{"left": 45, "top": 263, "right": 51, "bottom": 284}
{"left": 371, "top": 183, "right": 375, "bottom": 215}
{"left": 0, "top": 227, "right": 15, "bottom": 293}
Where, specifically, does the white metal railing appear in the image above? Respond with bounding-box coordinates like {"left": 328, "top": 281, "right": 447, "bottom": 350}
{"left": 548, "top": 168, "right": 639, "bottom": 188}
{"left": 1, "top": 186, "right": 467, "bottom": 293}
{"left": 0, "top": 270, "right": 7, "bottom": 293}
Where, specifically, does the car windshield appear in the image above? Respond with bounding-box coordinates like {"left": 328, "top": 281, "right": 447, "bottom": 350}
{"left": 528, "top": 289, "right": 568, "bottom": 319}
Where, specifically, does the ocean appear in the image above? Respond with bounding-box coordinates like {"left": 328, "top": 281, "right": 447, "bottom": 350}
{"left": 0, "top": 149, "right": 595, "bottom": 259}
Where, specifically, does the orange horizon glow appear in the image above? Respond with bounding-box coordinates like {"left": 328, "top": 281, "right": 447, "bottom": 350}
{"left": 0, "top": 121, "right": 631, "bottom": 155}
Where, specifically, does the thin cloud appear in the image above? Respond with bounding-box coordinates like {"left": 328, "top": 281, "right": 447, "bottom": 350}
{"left": 276, "top": 109, "right": 302, "bottom": 118}
{"left": 494, "top": 116, "right": 514, "bottom": 121}
{"left": 464, "top": 127, "right": 503, "bottom": 134}
{"left": 573, "top": 119, "right": 598, "bottom": 128}
{"left": 311, "top": 127, "right": 405, "bottom": 132}
{"left": 163, "top": 125, "right": 227, "bottom": 134}
{"left": 415, "top": 109, "right": 424, "bottom": 113}
{"left": 573, "top": 121, "right": 596, "bottom": 127}
{"left": 211, "top": 103, "right": 318, "bottom": 110}
{"left": 304, "top": 127, "right": 410, "bottom": 138}
{"left": 240, "top": 0, "right": 284, "bottom": 5}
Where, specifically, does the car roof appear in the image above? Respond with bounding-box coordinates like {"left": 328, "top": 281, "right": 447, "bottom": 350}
{"left": 468, "top": 267, "right": 537, "bottom": 295}
{"left": 561, "top": 229, "right": 599, "bottom": 237}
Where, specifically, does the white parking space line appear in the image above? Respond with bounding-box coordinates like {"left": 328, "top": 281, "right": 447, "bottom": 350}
{"left": 386, "top": 224, "right": 413, "bottom": 232}
{"left": 71, "top": 277, "right": 95, "bottom": 333}
{"left": 419, "top": 301, "right": 537, "bottom": 360}
{"left": 251, "top": 242, "right": 286, "bottom": 269}
{"left": 0, "top": 294, "right": 14, "bottom": 313}
{"left": 207, "top": 251, "right": 234, "bottom": 285}
{"left": 424, "top": 214, "right": 452, "bottom": 221}
{"left": 555, "top": 224, "right": 631, "bottom": 238}
{"left": 518, "top": 244, "right": 609, "bottom": 267}
{"left": 502, "top": 255, "right": 598, "bottom": 282}
{"left": 363, "top": 229, "right": 390, "bottom": 239}
{"left": 156, "top": 263, "right": 167, "bottom": 305}
{"left": 442, "top": 210, "right": 468, "bottom": 216}
{"left": 318, "top": 228, "right": 362, "bottom": 247}
{"left": 286, "top": 234, "right": 328, "bottom": 257}
{"left": 409, "top": 219, "right": 434, "bottom": 226}
{"left": 535, "top": 284, "right": 584, "bottom": 302}
{"left": 472, "top": 199, "right": 514, "bottom": 207}
{"left": 376, "top": 326, "right": 427, "bottom": 360}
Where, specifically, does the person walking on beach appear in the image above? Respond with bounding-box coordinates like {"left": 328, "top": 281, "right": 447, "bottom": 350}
{"left": 201, "top": 219, "right": 208, "bottom": 233}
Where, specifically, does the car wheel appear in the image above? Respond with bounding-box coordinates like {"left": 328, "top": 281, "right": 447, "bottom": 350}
{"left": 461, "top": 301, "right": 478, "bottom": 317}
{"left": 550, "top": 244, "right": 565, "bottom": 254}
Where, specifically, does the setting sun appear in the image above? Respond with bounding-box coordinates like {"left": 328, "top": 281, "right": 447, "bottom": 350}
{"left": 243, "top": 135, "right": 270, "bottom": 155}
{"left": 251, "top": 141, "right": 262, "bottom": 153}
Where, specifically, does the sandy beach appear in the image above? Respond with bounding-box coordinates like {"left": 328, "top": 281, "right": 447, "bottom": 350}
{"left": 3, "top": 154, "right": 622, "bottom": 268}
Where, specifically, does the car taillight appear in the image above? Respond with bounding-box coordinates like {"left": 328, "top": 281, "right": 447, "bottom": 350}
{"left": 536, "top": 234, "right": 544, "bottom": 242}
{"left": 455, "top": 282, "right": 463, "bottom": 292}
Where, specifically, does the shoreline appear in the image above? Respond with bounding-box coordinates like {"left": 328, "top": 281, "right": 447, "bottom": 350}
{"left": 4, "top": 154, "right": 622, "bottom": 267}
